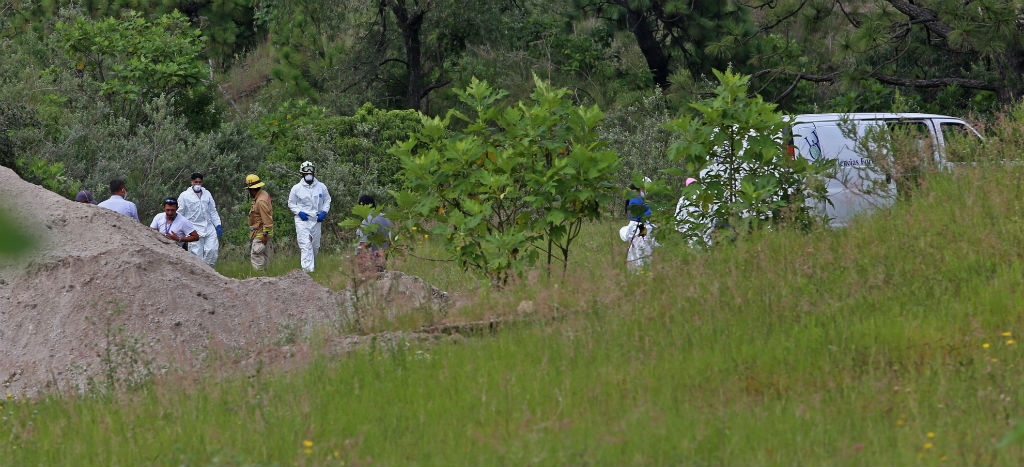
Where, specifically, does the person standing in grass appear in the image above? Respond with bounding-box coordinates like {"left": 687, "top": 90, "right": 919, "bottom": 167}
{"left": 246, "top": 174, "right": 274, "bottom": 271}
{"left": 621, "top": 178, "right": 657, "bottom": 271}
{"left": 178, "top": 172, "right": 223, "bottom": 267}
{"left": 355, "top": 194, "right": 392, "bottom": 274}
{"left": 288, "top": 161, "right": 331, "bottom": 273}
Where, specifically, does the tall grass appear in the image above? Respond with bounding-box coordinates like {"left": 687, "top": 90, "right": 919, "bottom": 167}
{"left": 5, "top": 122, "right": 1024, "bottom": 465}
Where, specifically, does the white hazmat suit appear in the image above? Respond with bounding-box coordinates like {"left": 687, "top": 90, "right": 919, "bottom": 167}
{"left": 619, "top": 220, "right": 658, "bottom": 271}
{"left": 288, "top": 177, "right": 331, "bottom": 272}
{"left": 178, "top": 186, "right": 222, "bottom": 266}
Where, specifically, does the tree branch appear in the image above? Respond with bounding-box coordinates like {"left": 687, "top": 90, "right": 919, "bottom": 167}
{"left": 882, "top": 0, "right": 955, "bottom": 41}
{"left": 754, "top": 68, "right": 1000, "bottom": 92}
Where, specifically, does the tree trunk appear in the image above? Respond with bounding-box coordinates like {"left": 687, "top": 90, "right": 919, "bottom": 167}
{"left": 388, "top": 0, "right": 427, "bottom": 110}
{"left": 619, "top": 2, "right": 670, "bottom": 89}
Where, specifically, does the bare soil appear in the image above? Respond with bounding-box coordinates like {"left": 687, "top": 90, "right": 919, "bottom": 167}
{"left": 0, "top": 166, "right": 447, "bottom": 395}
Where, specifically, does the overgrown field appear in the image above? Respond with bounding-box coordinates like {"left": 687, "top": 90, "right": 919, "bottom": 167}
{"left": 5, "top": 163, "right": 1024, "bottom": 466}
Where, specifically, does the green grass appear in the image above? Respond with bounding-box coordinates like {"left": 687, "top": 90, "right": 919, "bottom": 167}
{"left": 5, "top": 164, "right": 1024, "bottom": 465}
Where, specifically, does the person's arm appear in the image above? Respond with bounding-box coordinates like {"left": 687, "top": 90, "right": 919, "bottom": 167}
{"left": 150, "top": 215, "right": 160, "bottom": 230}
{"left": 287, "top": 185, "right": 301, "bottom": 216}
{"left": 177, "top": 193, "right": 192, "bottom": 218}
{"left": 207, "top": 192, "right": 222, "bottom": 228}
{"left": 182, "top": 230, "right": 200, "bottom": 243}
{"left": 321, "top": 185, "right": 331, "bottom": 214}
{"left": 130, "top": 203, "right": 140, "bottom": 222}
{"left": 257, "top": 198, "right": 274, "bottom": 243}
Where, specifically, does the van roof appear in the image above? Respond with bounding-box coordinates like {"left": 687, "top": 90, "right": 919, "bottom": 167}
{"left": 793, "top": 113, "right": 965, "bottom": 123}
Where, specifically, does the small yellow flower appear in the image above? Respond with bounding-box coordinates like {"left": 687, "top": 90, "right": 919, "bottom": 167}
{"left": 983, "top": 343, "right": 991, "bottom": 349}
{"left": 334, "top": 451, "right": 341, "bottom": 457}
{"left": 1007, "top": 340, "right": 1017, "bottom": 345}
{"left": 897, "top": 419, "right": 905, "bottom": 426}
{"left": 411, "top": 226, "right": 417, "bottom": 230}
{"left": 927, "top": 432, "right": 935, "bottom": 438}
{"left": 304, "top": 449, "right": 312, "bottom": 454}
{"left": 424, "top": 234, "right": 429, "bottom": 239}
{"left": 940, "top": 456, "right": 947, "bottom": 461}
{"left": 1002, "top": 331, "right": 1012, "bottom": 337}
{"left": 924, "top": 442, "right": 933, "bottom": 450}
{"left": 303, "top": 440, "right": 313, "bottom": 448}
{"left": 5, "top": 394, "right": 11, "bottom": 400}
{"left": 992, "top": 358, "right": 999, "bottom": 362}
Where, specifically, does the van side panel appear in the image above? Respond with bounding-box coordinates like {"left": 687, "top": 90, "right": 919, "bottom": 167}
{"left": 792, "top": 121, "right": 895, "bottom": 226}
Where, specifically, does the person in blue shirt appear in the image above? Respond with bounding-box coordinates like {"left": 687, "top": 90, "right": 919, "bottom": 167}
{"left": 626, "top": 181, "right": 651, "bottom": 222}
{"left": 97, "top": 178, "right": 139, "bottom": 221}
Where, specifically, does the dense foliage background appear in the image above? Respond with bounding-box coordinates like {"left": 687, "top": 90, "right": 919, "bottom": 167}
{"left": 1, "top": 0, "right": 1015, "bottom": 249}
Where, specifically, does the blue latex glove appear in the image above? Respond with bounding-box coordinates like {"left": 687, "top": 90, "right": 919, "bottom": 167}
{"left": 216, "top": 225, "right": 223, "bottom": 237}
{"left": 298, "top": 211, "right": 309, "bottom": 221}
{"left": 316, "top": 211, "right": 326, "bottom": 222}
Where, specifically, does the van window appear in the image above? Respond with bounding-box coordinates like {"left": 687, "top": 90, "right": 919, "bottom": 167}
{"left": 881, "top": 120, "right": 936, "bottom": 169}
{"left": 941, "top": 122, "right": 982, "bottom": 163}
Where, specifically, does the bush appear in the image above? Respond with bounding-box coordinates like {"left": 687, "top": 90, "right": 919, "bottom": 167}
{"left": 665, "top": 70, "right": 831, "bottom": 246}
{"left": 391, "top": 76, "right": 619, "bottom": 284}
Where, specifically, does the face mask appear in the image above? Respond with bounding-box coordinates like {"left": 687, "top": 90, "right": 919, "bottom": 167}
{"left": 192, "top": 185, "right": 202, "bottom": 193}
{"left": 304, "top": 174, "right": 314, "bottom": 183}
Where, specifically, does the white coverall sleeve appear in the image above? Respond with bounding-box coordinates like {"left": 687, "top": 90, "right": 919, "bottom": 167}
{"left": 207, "top": 192, "right": 222, "bottom": 226}
{"left": 287, "top": 184, "right": 302, "bottom": 215}
{"left": 177, "top": 191, "right": 194, "bottom": 219}
{"left": 320, "top": 184, "right": 331, "bottom": 214}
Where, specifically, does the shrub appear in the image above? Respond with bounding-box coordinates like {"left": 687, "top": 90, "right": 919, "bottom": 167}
{"left": 391, "top": 76, "right": 619, "bottom": 284}
{"left": 665, "top": 70, "right": 831, "bottom": 246}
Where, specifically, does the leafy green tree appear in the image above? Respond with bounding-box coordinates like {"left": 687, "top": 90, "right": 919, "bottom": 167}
{"left": 54, "top": 10, "right": 219, "bottom": 129}
{"left": 665, "top": 70, "right": 830, "bottom": 246}
{"left": 391, "top": 76, "right": 619, "bottom": 283}
{"left": 5, "top": 0, "right": 259, "bottom": 60}
{"left": 747, "top": 0, "right": 1022, "bottom": 106}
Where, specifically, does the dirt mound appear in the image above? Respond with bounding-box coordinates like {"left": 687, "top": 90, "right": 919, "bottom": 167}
{"left": 0, "top": 166, "right": 365, "bottom": 394}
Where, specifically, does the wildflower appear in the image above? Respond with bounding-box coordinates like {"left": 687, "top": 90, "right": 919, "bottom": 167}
{"left": 303, "top": 440, "right": 313, "bottom": 448}
{"left": 927, "top": 432, "right": 935, "bottom": 438}
{"left": 1007, "top": 340, "right": 1017, "bottom": 345}
{"left": 983, "top": 343, "right": 991, "bottom": 349}
{"left": 411, "top": 226, "right": 417, "bottom": 230}
{"left": 304, "top": 449, "right": 312, "bottom": 454}
{"left": 897, "top": 419, "right": 905, "bottom": 426}
{"left": 940, "top": 456, "right": 947, "bottom": 461}
{"left": 924, "top": 442, "right": 933, "bottom": 450}
{"left": 992, "top": 358, "right": 999, "bottom": 362}
{"left": 424, "top": 234, "right": 429, "bottom": 239}
{"left": 1002, "top": 332, "right": 1012, "bottom": 337}
{"left": 334, "top": 451, "right": 341, "bottom": 457}
{"left": 4, "top": 395, "right": 11, "bottom": 400}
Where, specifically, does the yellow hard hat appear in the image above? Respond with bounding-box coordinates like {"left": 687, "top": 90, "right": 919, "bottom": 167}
{"left": 245, "top": 174, "right": 265, "bottom": 189}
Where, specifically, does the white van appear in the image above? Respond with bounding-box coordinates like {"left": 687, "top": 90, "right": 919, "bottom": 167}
{"left": 791, "top": 113, "right": 982, "bottom": 226}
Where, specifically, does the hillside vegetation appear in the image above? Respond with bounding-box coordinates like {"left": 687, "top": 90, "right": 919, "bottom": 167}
{"left": 5, "top": 1, "right": 1024, "bottom": 465}
{"left": 4, "top": 145, "right": 1024, "bottom": 464}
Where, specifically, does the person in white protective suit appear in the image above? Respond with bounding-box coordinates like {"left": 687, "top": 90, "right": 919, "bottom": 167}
{"left": 620, "top": 220, "right": 657, "bottom": 271}
{"left": 288, "top": 161, "right": 332, "bottom": 273}
{"left": 177, "top": 172, "right": 223, "bottom": 266}
{"left": 620, "top": 178, "right": 658, "bottom": 271}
